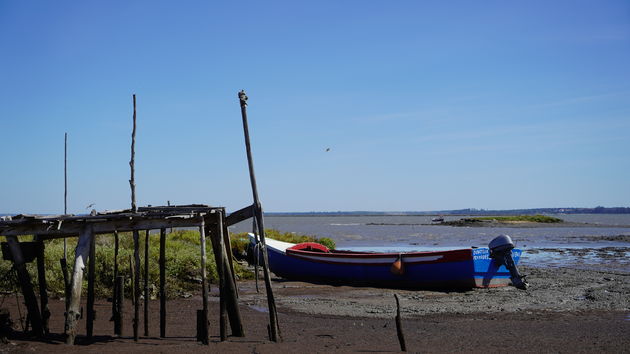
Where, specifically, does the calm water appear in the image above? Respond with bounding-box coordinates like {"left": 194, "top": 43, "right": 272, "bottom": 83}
{"left": 230, "top": 214, "right": 630, "bottom": 273}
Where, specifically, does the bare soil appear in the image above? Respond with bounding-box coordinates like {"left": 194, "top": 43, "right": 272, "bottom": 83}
{"left": 1, "top": 266, "right": 629, "bottom": 353}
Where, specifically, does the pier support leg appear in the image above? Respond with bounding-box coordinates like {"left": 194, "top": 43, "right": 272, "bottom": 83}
{"left": 143, "top": 230, "right": 150, "bottom": 337}
{"left": 114, "top": 275, "right": 124, "bottom": 335}
{"left": 86, "top": 232, "right": 96, "bottom": 339}
{"left": 210, "top": 210, "right": 244, "bottom": 339}
{"left": 35, "top": 239, "right": 50, "bottom": 335}
{"left": 159, "top": 228, "right": 166, "bottom": 338}
{"left": 65, "top": 225, "right": 93, "bottom": 344}
{"left": 133, "top": 230, "right": 140, "bottom": 341}
{"left": 5, "top": 236, "right": 43, "bottom": 337}
{"left": 199, "top": 217, "right": 209, "bottom": 344}
{"left": 112, "top": 231, "right": 119, "bottom": 334}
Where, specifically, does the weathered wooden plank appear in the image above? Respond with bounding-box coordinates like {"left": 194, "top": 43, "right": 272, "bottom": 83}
{"left": 1, "top": 217, "right": 219, "bottom": 237}
{"left": 65, "top": 225, "right": 93, "bottom": 344}
{"left": 225, "top": 204, "right": 254, "bottom": 226}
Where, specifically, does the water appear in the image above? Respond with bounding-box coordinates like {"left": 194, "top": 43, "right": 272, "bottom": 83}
{"left": 229, "top": 214, "right": 630, "bottom": 273}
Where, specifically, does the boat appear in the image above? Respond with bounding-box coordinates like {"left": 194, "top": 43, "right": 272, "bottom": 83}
{"left": 249, "top": 234, "right": 527, "bottom": 289}
{"left": 431, "top": 216, "right": 444, "bottom": 223}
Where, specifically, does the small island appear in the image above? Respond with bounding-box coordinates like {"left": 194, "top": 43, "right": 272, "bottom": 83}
{"left": 441, "top": 214, "right": 563, "bottom": 227}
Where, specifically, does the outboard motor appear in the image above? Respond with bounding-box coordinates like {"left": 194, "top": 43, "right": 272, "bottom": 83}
{"left": 489, "top": 235, "right": 528, "bottom": 290}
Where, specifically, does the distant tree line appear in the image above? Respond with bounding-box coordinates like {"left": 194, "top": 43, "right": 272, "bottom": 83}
{"left": 265, "top": 207, "right": 630, "bottom": 216}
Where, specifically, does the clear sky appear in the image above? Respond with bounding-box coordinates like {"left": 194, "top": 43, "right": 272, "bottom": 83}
{"left": 1, "top": 1, "right": 629, "bottom": 214}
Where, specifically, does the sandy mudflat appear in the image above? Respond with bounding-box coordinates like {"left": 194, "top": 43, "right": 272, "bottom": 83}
{"left": 1, "top": 266, "right": 629, "bottom": 353}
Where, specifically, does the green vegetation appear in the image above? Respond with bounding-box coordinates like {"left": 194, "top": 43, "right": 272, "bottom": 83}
{"left": 0, "top": 229, "right": 334, "bottom": 299}
{"left": 469, "top": 215, "right": 564, "bottom": 223}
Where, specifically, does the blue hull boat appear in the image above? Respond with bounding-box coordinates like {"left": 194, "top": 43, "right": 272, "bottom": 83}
{"left": 250, "top": 235, "right": 526, "bottom": 289}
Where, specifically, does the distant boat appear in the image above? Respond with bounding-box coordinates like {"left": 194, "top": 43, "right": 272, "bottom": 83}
{"left": 249, "top": 234, "right": 527, "bottom": 289}
{"left": 431, "top": 216, "right": 444, "bottom": 223}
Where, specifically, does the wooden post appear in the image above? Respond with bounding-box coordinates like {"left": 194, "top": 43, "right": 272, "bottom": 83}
{"left": 86, "top": 231, "right": 96, "bottom": 338}
{"left": 114, "top": 275, "right": 124, "bottom": 335}
{"left": 112, "top": 230, "right": 119, "bottom": 333}
{"left": 212, "top": 220, "right": 227, "bottom": 341}
{"left": 129, "top": 94, "right": 140, "bottom": 341}
{"left": 35, "top": 239, "right": 50, "bottom": 335}
{"left": 199, "top": 217, "right": 209, "bottom": 345}
{"left": 218, "top": 211, "right": 244, "bottom": 337}
{"left": 143, "top": 230, "right": 150, "bottom": 337}
{"left": 394, "top": 294, "right": 407, "bottom": 352}
{"left": 63, "top": 132, "right": 69, "bottom": 300}
{"left": 129, "top": 255, "right": 135, "bottom": 306}
{"left": 221, "top": 223, "right": 238, "bottom": 298}
{"left": 130, "top": 94, "right": 137, "bottom": 214}
{"left": 133, "top": 230, "right": 140, "bottom": 341}
{"left": 238, "top": 90, "right": 280, "bottom": 341}
{"left": 59, "top": 257, "right": 69, "bottom": 334}
{"left": 65, "top": 225, "right": 93, "bottom": 344}
{"left": 159, "top": 228, "right": 166, "bottom": 338}
{"left": 5, "top": 236, "right": 43, "bottom": 337}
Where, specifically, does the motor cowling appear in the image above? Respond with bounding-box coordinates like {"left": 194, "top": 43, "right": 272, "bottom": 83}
{"left": 489, "top": 235, "right": 528, "bottom": 290}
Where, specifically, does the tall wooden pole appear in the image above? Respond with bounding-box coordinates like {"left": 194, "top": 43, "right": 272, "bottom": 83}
{"left": 62, "top": 133, "right": 70, "bottom": 329}
{"left": 238, "top": 90, "right": 280, "bottom": 341}
{"left": 130, "top": 94, "right": 137, "bottom": 213}
{"left": 130, "top": 93, "right": 140, "bottom": 341}
{"left": 63, "top": 132, "right": 68, "bottom": 257}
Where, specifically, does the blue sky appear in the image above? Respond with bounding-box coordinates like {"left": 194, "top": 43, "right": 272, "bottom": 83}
{"left": 1, "top": 1, "right": 629, "bottom": 214}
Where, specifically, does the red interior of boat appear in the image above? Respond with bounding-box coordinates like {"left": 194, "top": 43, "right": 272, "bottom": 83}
{"left": 288, "top": 242, "right": 331, "bottom": 253}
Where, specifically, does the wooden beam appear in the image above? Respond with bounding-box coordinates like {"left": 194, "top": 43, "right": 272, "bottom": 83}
{"left": 225, "top": 204, "right": 254, "bottom": 226}
{"left": 65, "top": 225, "right": 93, "bottom": 344}
{"left": 1, "top": 216, "right": 219, "bottom": 238}
{"left": 5, "top": 236, "right": 43, "bottom": 337}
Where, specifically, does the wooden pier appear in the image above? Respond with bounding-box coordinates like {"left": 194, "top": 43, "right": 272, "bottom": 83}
{"left": 0, "top": 90, "right": 279, "bottom": 345}
{"left": 0, "top": 205, "right": 249, "bottom": 344}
